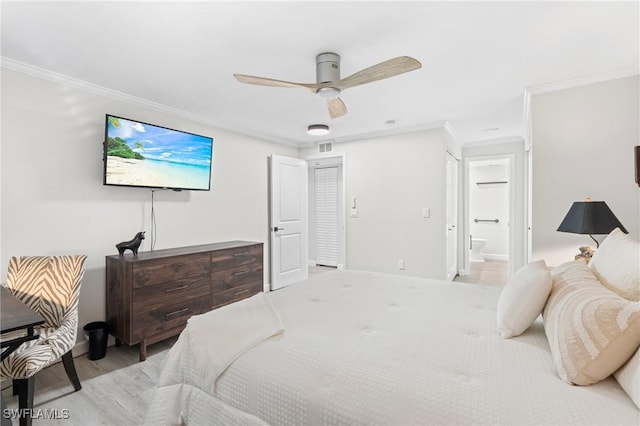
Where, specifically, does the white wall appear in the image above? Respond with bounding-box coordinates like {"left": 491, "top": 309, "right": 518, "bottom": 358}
{"left": 468, "top": 162, "right": 509, "bottom": 259}
{"left": 302, "top": 129, "right": 448, "bottom": 279}
{"left": 0, "top": 70, "right": 298, "bottom": 341}
{"left": 531, "top": 76, "right": 639, "bottom": 266}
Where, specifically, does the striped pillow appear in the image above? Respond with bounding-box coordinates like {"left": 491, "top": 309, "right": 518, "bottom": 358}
{"left": 543, "top": 260, "right": 640, "bottom": 385}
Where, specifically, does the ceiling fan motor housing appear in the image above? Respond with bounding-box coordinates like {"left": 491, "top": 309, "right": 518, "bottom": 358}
{"left": 316, "top": 52, "right": 340, "bottom": 84}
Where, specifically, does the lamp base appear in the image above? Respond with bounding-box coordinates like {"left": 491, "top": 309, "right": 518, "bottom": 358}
{"left": 574, "top": 254, "right": 592, "bottom": 264}
{"left": 578, "top": 245, "right": 595, "bottom": 257}
{"left": 575, "top": 245, "right": 595, "bottom": 263}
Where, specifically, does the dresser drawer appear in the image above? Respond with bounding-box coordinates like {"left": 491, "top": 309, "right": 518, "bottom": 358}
{"left": 210, "top": 245, "right": 263, "bottom": 271}
{"left": 133, "top": 254, "right": 209, "bottom": 288}
{"left": 212, "top": 281, "right": 262, "bottom": 309}
{"left": 131, "top": 296, "right": 209, "bottom": 341}
{"left": 132, "top": 278, "right": 210, "bottom": 311}
{"left": 212, "top": 261, "right": 263, "bottom": 292}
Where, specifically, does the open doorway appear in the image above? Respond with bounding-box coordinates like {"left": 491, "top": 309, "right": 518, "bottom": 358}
{"left": 460, "top": 156, "right": 512, "bottom": 286}
{"left": 305, "top": 153, "right": 346, "bottom": 274}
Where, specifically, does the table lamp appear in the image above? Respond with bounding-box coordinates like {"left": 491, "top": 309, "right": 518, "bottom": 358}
{"left": 557, "top": 198, "right": 627, "bottom": 257}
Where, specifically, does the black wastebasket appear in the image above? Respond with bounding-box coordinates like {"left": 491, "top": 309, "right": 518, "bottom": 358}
{"left": 83, "top": 321, "right": 110, "bottom": 360}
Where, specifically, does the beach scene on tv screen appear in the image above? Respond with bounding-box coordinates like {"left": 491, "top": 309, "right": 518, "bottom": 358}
{"left": 105, "top": 116, "right": 212, "bottom": 190}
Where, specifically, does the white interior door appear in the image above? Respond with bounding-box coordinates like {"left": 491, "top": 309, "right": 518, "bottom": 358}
{"left": 314, "top": 166, "right": 339, "bottom": 267}
{"left": 446, "top": 152, "right": 459, "bottom": 281}
{"left": 269, "top": 155, "right": 308, "bottom": 290}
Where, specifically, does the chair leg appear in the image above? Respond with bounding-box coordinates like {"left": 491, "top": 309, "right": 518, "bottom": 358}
{"left": 61, "top": 350, "right": 81, "bottom": 391}
{"left": 15, "top": 376, "right": 34, "bottom": 426}
{"left": 12, "top": 379, "right": 18, "bottom": 395}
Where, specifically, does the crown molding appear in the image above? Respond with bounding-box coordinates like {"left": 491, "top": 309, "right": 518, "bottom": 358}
{"left": 522, "top": 68, "right": 639, "bottom": 151}
{"left": 1, "top": 57, "right": 303, "bottom": 148}
{"left": 525, "top": 68, "right": 639, "bottom": 95}
{"left": 1, "top": 57, "right": 443, "bottom": 148}
{"left": 443, "top": 121, "right": 456, "bottom": 136}
{"left": 332, "top": 120, "right": 447, "bottom": 144}
{"left": 462, "top": 135, "right": 525, "bottom": 149}
{"left": 1, "top": 57, "right": 194, "bottom": 116}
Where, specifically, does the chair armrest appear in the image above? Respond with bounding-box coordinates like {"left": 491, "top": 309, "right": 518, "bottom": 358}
{"left": 39, "top": 317, "right": 78, "bottom": 357}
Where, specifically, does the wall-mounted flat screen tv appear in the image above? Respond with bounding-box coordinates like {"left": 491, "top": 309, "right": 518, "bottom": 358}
{"left": 103, "top": 114, "right": 213, "bottom": 191}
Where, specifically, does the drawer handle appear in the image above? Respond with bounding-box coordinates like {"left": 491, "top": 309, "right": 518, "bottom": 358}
{"left": 164, "top": 308, "right": 191, "bottom": 320}
{"left": 233, "top": 252, "right": 249, "bottom": 257}
{"left": 165, "top": 285, "right": 189, "bottom": 293}
{"left": 233, "top": 270, "right": 250, "bottom": 276}
{"left": 233, "top": 289, "right": 250, "bottom": 296}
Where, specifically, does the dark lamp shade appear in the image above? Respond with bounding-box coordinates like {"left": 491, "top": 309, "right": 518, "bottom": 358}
{"left": 557, "top": 201, "right": 628, "bottom": 235}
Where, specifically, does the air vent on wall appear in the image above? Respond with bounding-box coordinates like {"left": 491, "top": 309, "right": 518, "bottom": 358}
{"left": 317, "top": 141, "right": 333, "bottom": 153}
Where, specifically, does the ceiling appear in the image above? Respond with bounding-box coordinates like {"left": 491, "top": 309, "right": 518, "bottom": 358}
{"left": 1, "top": 1, "right": 638, "bottom": 147}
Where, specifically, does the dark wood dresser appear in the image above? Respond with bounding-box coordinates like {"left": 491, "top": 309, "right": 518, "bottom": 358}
{"left": 106, "top": 241, "right": 263, "bottom": 361}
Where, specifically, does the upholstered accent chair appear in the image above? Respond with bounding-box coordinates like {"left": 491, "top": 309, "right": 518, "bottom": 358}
{"left": 0, "top": 255, "right": 87, "bottom": 426}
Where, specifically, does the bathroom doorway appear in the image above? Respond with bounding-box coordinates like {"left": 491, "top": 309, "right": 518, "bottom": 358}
{"left": 462, "top": 156, "right": 512, "bottom": 285}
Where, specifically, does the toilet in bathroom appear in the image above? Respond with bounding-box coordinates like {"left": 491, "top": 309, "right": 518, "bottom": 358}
{"left": 470, "top": 238, "right": 487, "bottom": 262}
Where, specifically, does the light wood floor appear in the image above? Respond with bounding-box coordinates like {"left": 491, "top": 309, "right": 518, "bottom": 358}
{"left": 309, "top": 265, "right": 336, "bottom": 277}
{"left": 454, "top": 259, "right": 509, "bottom": 287}
{"left": 1, "top": 338, "right": 176, "bottom": 425}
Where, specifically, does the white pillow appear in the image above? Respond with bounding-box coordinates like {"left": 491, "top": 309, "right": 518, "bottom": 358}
{"left": 589, "top": 228, "right": 640, "bottom": 301}
{"left": 615, "top": 347, "right": 640, "bottom": 409}
{"left": 496, "top": 259, "right": 552, "bottom": 338}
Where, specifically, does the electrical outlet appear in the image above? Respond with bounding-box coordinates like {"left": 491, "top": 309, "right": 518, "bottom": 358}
{"left": 398, "top": 259, "right": 405, "bottom": 270}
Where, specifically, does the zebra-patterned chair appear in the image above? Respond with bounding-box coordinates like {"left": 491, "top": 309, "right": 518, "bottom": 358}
{"left": 0, "top": 255, "right": 87, "bottom": 426}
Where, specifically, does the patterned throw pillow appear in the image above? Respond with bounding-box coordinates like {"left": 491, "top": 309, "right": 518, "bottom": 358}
{"left": 543, "top": 260, "right": 640, "bottom": 385}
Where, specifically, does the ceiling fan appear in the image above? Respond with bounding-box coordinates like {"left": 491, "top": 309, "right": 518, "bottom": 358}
{"left": 234, "top": 53, "right": 422, "bottom": 119}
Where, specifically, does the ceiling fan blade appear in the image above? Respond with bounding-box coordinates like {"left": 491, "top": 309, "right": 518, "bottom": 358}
{"left": 327, "top": 97, "right": 347, "bottom": 119}
{"left": 335, "top": 56, "right": 422, "bottom": 91}
{"left": 234, "top": 74, "right": 318, "bottom": 91}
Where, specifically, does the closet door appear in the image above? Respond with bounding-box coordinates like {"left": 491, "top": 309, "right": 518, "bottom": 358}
{"left": 314, "top": 166, "right": 339, "bottom": 267}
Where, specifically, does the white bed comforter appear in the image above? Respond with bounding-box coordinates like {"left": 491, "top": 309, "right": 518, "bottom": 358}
{"left": 146, "top": 270, "right": 639, "bottom": 425}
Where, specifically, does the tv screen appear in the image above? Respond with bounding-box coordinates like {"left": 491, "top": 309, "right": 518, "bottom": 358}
{"left": 103, "top": 114, "right": 213, "bottom": 191}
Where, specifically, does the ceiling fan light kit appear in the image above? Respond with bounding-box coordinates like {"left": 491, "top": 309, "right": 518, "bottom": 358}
{"left": 307, "top": 124, "right": 330, "bottom": 136}
{"left": 234, "top": 52, "right": 422, "bottom": 119}
{"left": 317, "top": 87, "right": 341, "bottom": 99}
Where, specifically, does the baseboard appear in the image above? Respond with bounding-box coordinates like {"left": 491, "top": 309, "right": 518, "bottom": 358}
{"left": 72, "top": 340, "right": 89, "bottom": 358}
{"left": 308, "top": 260, "right": 317, "bottom": 267}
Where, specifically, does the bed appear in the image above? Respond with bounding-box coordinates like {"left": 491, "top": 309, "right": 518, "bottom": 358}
{"left": 145, "top": 230, "right": 640, "bottom": 426}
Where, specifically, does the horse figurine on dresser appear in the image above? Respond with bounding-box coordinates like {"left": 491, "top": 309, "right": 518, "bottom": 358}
{"left": 116, "top": 231, "right": 145, "bottom": 256}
